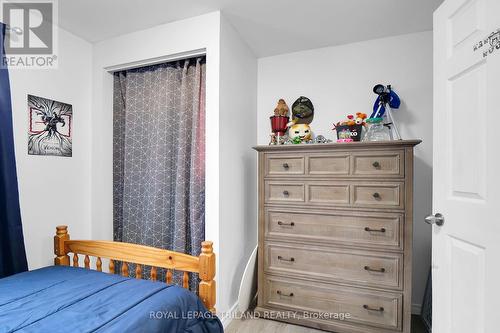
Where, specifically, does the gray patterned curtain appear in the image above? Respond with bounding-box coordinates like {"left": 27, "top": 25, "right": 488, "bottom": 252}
{"left": 113, "top": 57, "right": 206, "bottom": 289}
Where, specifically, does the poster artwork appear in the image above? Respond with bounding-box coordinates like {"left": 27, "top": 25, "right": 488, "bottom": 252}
{"left": 28, "top": 95, "right": 72, "bottom": 157}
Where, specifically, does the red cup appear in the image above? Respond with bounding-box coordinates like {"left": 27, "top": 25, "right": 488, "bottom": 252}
{"left": 270, "top": 116, "right": 289, "bottom": 136}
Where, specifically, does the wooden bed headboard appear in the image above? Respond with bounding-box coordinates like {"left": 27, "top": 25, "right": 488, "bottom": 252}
{"left": 53, "top": 225, "right": 216, "bottom": 313}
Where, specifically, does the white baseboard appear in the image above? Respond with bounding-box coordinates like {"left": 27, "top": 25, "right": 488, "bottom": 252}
{"left": 221, "top": 302, "right": 238, "bottom": 328}
{"left": 412, "top": 303, "right": 422, "bottom": 315}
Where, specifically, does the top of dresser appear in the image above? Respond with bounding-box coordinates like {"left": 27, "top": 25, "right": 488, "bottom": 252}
{"left": 253, "top": 140, "right": 421, "bottom": 152}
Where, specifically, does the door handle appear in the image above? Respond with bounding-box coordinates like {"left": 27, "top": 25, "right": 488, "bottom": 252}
{"left": 425, "top": 213, "right": 445, "bottom": 226}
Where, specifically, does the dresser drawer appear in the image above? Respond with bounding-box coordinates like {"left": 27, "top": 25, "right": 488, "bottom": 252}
{"left": 352, "top": 151, "right": 404, "bottom": 177}
{"left": 352, "top": 182, "right": 404, "bottom": 209}
{"left": 265, "top": 154, "right": 305, "bottom": 176}
{"left": 265, "top": 180, "right": 404, "bottom": 209}
{"left": 265, "top": 243, "right": 403, "bottom": 289}
{"left": 265, "top": 208, "right": 403, "bottom": 250}
{"left": 262, "top": 275, "right": 402, "bottom": 331}
{"left": 307, "top": 153, "right": 350, "bottom": 176}
{"left": 308, "top": 182, "right": 350, "bottom": 205}
{"left": 265, "top": 182, "right": 305, "bottom": 203}
{"left": 265, "top": 181, "right": 350, "bottom": 205}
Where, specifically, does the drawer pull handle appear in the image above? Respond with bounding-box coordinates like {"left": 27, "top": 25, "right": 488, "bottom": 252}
{"left": 372, "top": 161, "right": 381, "bottom": 168}
{"left": 364, "top": 227, "right": 386, "bottom": 233}
{"left": 278, "top": 256, "right": 295, "bottom": 262}
{"left": 278, "top": 221, "right": 295, "bottom": 227}
{"left": 364, "top": 266, "right": 386, "bottom": 273}
{"left": 372, "top": 192, "right": 381, "bottom": 199}
{"left": 363, "top": 305, "right": 384, "bottom": 312}
{"left": 277, "top": 290, "right": 294, "bottom": 297}
{"left": 283, "top": 190, "right": 290, "bottom": 196}
{"left": 282, "top": 163, "right": 289, "bottom": 169}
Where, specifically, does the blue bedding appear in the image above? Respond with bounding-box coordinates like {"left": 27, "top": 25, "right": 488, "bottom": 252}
{"left": 0, "top": 266, "right": 223, "bottom": 333}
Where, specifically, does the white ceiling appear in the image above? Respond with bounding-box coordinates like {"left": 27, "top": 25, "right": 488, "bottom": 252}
{"left": 59, "top": 0, "right": 444, "bottom": 57}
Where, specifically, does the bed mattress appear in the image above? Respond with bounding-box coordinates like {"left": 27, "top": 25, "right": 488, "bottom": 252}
{"left": 0, "top": 266, "right": 223, "bottom": 333}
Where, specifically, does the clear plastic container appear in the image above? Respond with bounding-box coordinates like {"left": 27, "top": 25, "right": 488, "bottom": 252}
{"left": 363, "top": 117, "right": 391, "bottom": 141}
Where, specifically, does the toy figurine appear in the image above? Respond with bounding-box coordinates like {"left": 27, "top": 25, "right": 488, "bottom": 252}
{"left": 291, "top": 96, "right": 314, "bottom": 124}
{"left": 269, "top": 133, "right": 277, "bottom": 145}
{"left": 288, "top": 123, "right": 312, "bottom": 144}
{"left": 332, "top": 113, "right": 368, "bottom": 142}
{"left": 274, "top": 99, "right": 289, "bottom": 117}
{"left": 333, "top": 113, "right": 368, "bottom": 128}
{"left": 345, "top": 115, "right": 356, "bottom": 126}
{"left": 355, "top": 112, "right": 368, "bottom": 125}
{"left": 270, "top": 99, "right": 290, "bottom": 144}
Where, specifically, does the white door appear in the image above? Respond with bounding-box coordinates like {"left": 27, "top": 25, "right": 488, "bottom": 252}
{"left": 433, "top": 0, "right": 500, "bottom": 332}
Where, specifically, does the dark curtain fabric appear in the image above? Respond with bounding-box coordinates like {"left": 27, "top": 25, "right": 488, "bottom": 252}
{"left": 113, "top": 57, "right": 206, "bottom": 290}
{"left": 0, "top": 23, "right": 28, "bottom": 278}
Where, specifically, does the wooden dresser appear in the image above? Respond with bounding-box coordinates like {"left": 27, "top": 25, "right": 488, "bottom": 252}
{"left": 253, "top": 140, "right": 421, "bottom": 333}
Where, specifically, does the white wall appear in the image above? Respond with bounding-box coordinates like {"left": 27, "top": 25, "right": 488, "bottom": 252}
{"left": 257, "top": 31, "right": 433, "bottom": 312}
{"left": 218, "top": 16, "right": 258, "bottom": 316}
{"left": 10, "top": 28, "right": 93, "bottom": 269}
{"left": 91, "top": 12, "right": 256, "bottom": 315}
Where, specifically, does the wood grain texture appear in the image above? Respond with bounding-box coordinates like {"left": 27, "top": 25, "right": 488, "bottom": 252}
{"left": 266, "top": 155, "right": 305, "bottom": 176}
{"left": 150, "top": 266, "right": 157, "bottom": 281}
{"left": 225, "top": 316, "right": 427, "bottom": 333}
{"left": 402, "top": 146, "right": 415, "bottom": 333}
{"left": 226, "top": 318, "right": 325, "bottom": 333}
{"left": 265, "top": 182, "right": 305, "bottom": 203}
{"left": 121, "top": 262, "right": 129, "bottom": 277}
{"left": 351, "top": 182, "right": 404, "bottom": 209}
{"left": 265, "top": 208, "right": 403, "bottom": 251}
{"left": 109, "top": 259, "right": 115, "bottom": 274}
{"left": 264, "top": 179, "right": 405, "bottom": 209}
{"left": 54, "top": 226, "right": 70, "bottom": 266}
{"left": 84, "top": 255, "right": 90, "bottom": 269}
{"left": 254, "top": 141, "right": 420, "bottom": 333}
{"left": 351, "top": 151, "right": 404, "bottom": 177}
{"left": 308, "top": 153, "right": 350, "bottom": 176}
{"left": 265, "top": 242, "right": 403, "bottom": 290}
{"left": 52, "top": 225, "right": 217, "bottom": 313}
{"left": 166, "top": 269, "right": 173, "bottom": 284}
{"left": 64, "top": 240, "right": 200, "bottom": 272}
{"left": 263, "top": 276, "right": 402, "bottom": 331}
{"left": 96, "top": 257, "right": 102, "bottom": 272}
{"left": 253, "top": 140, "right": 422, "bottom": 152}
{"left": 199, "top": 241, "right": 216, "bottom": 313}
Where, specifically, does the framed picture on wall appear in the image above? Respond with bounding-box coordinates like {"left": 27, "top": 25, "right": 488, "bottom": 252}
{"left": 28, "top": 95, "right": 73, "bottom": 157}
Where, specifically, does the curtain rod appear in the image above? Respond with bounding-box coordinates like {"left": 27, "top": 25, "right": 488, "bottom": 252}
{"left": 105, "top": 48, "right": 206, "bottom": 73}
